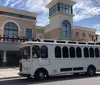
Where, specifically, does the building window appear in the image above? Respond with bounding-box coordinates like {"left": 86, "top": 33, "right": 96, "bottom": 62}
{"left": 0, "top": 11, "right": 36, "bottom": 20}
{"left": 49, "top": 3, "right": 72, "bottom": 16}
{"left": 26, "top": 28, "right": 32, "bottom": 40}
{"left": 76, "top": 47, "right": 82, "bottom": 58}
{"left": 49, "top": 4, "right": 58, "bottom": 16}
{"left": 76, "top": 32, "right": 79, "bottom": 36}
{"left": 70, "top": 47, "right": 75, "bottom": 58}
{"left": 84, "top": 47, "right": 89, "bottom": 58}
{"left": 95, "top": 48, "right": 99, "bottom": 58}
{"left": 59, "top": 3, "right": 72, "bottom": 14}
{"left": 55, "top": 46, "right": 61, "bottom": 58}
{"left": 62, "top": 20, "right": 71, "bottom": 39}
{"left": 89, "top": 34, "right": 92, "bottom": 38}
{"left": 41, "top": 46, "right": 48, "bottom": 58}
{"left": 4, "top": 22, "right": 18, "bottom": 41}
{"left": 62, "top": 47, "right": 69, "bottom": 58}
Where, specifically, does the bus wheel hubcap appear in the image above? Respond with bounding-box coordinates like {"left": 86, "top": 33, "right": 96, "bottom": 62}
{"left": 89, "top": 69, "right": 94, "bottom": 75}
{"left": 39, "top": 73, "right": 45, "bottom": 79}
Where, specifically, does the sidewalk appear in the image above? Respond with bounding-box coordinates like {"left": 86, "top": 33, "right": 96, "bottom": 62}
{"left": 0, "top": 67, "right": 20, "bottom": 79}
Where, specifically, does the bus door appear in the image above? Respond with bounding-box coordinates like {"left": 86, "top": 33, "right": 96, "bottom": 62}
{"left": 39, "top": 45, "right": 50, "bottom": 66}
{"left": 20, "top": 46, "right": 31, "bottom": 73}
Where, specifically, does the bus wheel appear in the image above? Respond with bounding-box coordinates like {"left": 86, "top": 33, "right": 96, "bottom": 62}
{"left": 87, "top": 67, "right": 96, "bottom": 76}
{"left": 34, "top": 70, "right": 48, "bottom": 80}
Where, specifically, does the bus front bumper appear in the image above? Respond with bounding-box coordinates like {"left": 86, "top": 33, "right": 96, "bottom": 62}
{"left": 18, "top": 72, "right": 31, "bottom": 77}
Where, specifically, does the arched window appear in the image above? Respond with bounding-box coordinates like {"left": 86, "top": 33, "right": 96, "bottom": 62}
{"left": 70, "top": 47, "right": 75, "bottom": 58}
{"left": 41, "top": 46, "right": 48, "bottom": 58}
{"left": 90, "top": 48, "right": 94, "bottom": 58}
{"left": 62, "top": 20, "right": 71, "bottom": 39}
{"left": 84, "top": 47, "right": 89, "bottom": 58}
{"left": 62, "top": 47, "right": 69, "bottom": 58}
{"left": 76, "top": 47, "right": 82, "bottom": 58}
{"left": 55, "top": 46, "right": 61, "bottom": 58}
{"left": 95, "top": 48, "right": 99, "bottom": 58}
{"left": 32, "top": 45, "right": 40, "bottom": 58}
{"left": 4, "top": 22, "right": 18, "bottom": 38}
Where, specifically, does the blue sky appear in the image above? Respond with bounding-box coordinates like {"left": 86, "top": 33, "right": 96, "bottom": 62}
{"left": 0, "top": 0, "right": 100, "bottom": 34}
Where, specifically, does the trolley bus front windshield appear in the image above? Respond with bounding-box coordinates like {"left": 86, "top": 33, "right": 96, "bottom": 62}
{"left": 20, "top": 46, "right": 30, "bottom": 59}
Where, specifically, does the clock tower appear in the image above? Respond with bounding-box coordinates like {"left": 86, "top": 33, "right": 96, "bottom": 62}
{"left": 46, "top": 0, "right": 76, "bottom": 40}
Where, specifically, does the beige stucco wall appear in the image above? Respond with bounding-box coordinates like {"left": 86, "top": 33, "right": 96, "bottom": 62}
{"left": 71, "top": 29, "right": 95, "bottom": 41}
{"left": 36, "top": 28, "right": 44, "bottom": 39}
{"left": 0, "top": 15, "right": 36, "bottom": 39}
{"left": 45, "top": 28, "right": 61, "bottom": 39}
{"left": 48, "top": 12, "right": 74, "bottom": 33}
{"left": 44, "top": 26, "right": 96, "bottom": 41}
{"left": 0, "top": 6, "right": 38, "bottom": 18}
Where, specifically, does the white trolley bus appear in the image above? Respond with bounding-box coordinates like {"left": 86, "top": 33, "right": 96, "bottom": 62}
{"left": 18, "top": 39, "right": 100, "bottom": 80}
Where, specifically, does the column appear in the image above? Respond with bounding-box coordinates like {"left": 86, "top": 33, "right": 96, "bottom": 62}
{"left": 3, "top": 51, "right": 7, "bottom": 66}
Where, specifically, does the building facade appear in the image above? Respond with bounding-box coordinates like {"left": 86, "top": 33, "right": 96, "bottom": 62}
{"left": 45, "top": 0, "right": 76, "bottom": 40}
{"left": 0, "top": 6, "right": 37, "bottom": 66}
{"left": 44, "top": 0, "right": 96, "bottom": 41}
{"left": 71, "top": 26, "right": 96, "bottom": 41}
{"left": 0, "top": 0, "right": 97, "bottom": 66}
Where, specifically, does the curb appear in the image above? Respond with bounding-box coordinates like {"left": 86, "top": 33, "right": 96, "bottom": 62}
{"left": 0, "top": 76, "right": 20, "bottom": 80}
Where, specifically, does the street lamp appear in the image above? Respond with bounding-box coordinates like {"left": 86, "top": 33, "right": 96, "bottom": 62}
{"left": 91, "top": 35, "right": 98, "bottom": 43}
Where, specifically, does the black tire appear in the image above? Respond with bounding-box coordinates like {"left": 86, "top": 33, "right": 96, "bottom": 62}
{"left": 34, "top": 70, "right": 48, "bottom": 80}
{"left": 87, "top": 67, "right": 96, "bottom": 76}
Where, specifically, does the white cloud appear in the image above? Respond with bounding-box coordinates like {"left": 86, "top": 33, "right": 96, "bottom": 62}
{"left": 3, "top": 0, "right": 51, "bottom": 26}
{"left": 24, "top": 0, "right": 100, "bottom": 26}
{"left": 24, "top": 0, "right": 51, "bottom": 26}
{"left": 4, "top": 0, "right": 12, "bottom": 6}
{"left": 3, "top": 0, "right": 100, "bottom": 26}
{"left": 73, "top": 0, "right": 100, "bottom": 22}
{"left": 10, "top": 0, "right": 23, "bottom": 7}
{"left": 93, "top": 23, "right": 100, "bottom": 34}
{"left": 25, "top": 0, "right": 50, "bottom": 13}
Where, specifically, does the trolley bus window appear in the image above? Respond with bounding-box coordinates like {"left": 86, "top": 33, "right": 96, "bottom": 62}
{"left": 55, "top": 46, "right": 61, "bottom": 58}
{"left": 62, "top": 47, "right": 69, "bottom": 58}
{"left": 84, "top": 47, "right": 89, "bottom": 58}
{"left": 76, "top": 47, "right": 82, "bottom": 58}
{"left": 20, "top": 46, "right": 30, "bottom": 59}
{"left": 70, "top": 47, "right": 75, "bottom": 58}
{"left": 90, "top": 48, "right": 94, "bottom": 58}
{"left": 95, "top": 48, "right": 99, "bottom": 58}
{"left": 41, "top": 46, "right": 48, "bottom": 58}
{"left": 32, "top": 45, "right": 40, "bottom": 58}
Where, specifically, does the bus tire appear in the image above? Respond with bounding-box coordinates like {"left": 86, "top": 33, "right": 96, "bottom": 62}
{"left": 34, "top": 69, "right": 48, "bottom": 80}
{"left": 87, "top": 66, "right": 96, "bottom": 76}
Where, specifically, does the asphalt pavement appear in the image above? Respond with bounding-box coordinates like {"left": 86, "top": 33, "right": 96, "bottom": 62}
{"left": 0, "top": 73, "right": 100, "bottom": 85}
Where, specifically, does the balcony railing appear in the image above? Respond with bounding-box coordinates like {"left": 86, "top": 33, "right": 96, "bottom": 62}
{"left": 0, "top": 35, "right": 40, "bottom": 43}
